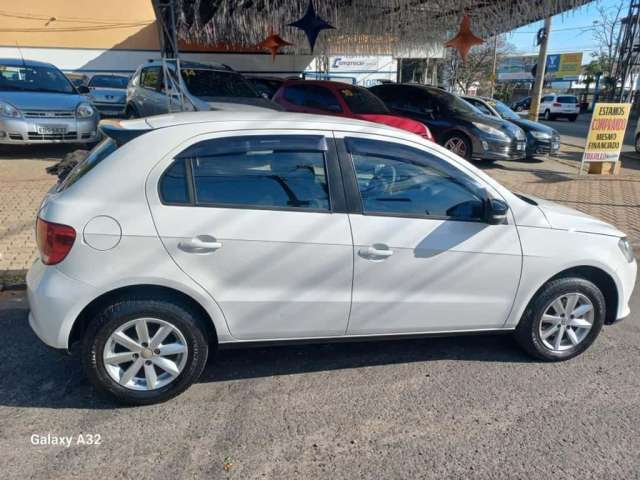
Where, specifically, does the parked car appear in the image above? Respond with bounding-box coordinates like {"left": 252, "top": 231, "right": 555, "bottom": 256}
{"left": 87, "top": 74, "right": 129, "bottom": 117}
{"left": 126, "top": 60, "right": 280, "bottom": 117}
{"left": 245, "top": 75, "right": 284, "bottom": 99}
{"left": 463, "top": 96, "right": 560, "bottom": 158}
{"left": 28, "top": 111, "right": 636, "bottom": 405}
{"left": 0, "top": 58, "right": 99, "bottom": 144}
{"left": 369, "top": 83, "right": 525, "bottom": 161}
{"left": 512, "top": 97, "right": 531, "bottom": 112}
{"left": 634, "top": 116, "right": 640, "bottom": 154}
{"left": 540, "top": 94, "right": 580, "bottom": 121}
{"left": 273, "top": 80, "right": 433, "bottom": 140}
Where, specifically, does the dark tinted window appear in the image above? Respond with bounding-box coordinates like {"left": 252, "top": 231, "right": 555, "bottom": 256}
{"left": 370, "top": 86, "right": 409, "bottom": 110}
{"left": 338, "top": 86, "right": 389, "bottom": 114}
{"left": 282, "top": 84, "right": 342, "bottom": 112}
{"left": 160, "top": 161, "right": 189, "bottom": 204}
{"left": 249, "top": 78, "right": 282, "bottom": 98}
{"left": 57, "top": 139, "right": 117, "bottom": 192}
{"left": 557, "top": 96, "right": 577, "bottom": 104}
{"left": 140, "top": 67, "right": 160, "bottom": 89}
{"left": 0, "top": 64, "right": 75, "bottom": 94}
{"left": 346, "top": 137, "right": 485, "bottom": 220}
{"left": 466, "top": 99, "right": 493, "bottom": 116}
{"left": 180, "top": 69, "right": 258, "bottom": 98}
{"left": 89, "top": 75, "right": 129, "bottom": 89}
{"left": 182, "top": 136, "right": 330, "bottom": 211}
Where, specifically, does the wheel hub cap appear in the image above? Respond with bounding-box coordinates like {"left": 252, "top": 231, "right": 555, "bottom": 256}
{"left": 539, "top": 293, "right": 594, "bottom": 352}
{"left": 102, "top": 318, "right": 189, "bottom": 391}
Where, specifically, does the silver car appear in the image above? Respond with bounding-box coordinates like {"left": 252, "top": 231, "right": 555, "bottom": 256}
{"left": 87, "top": 74, "right": 129, "bottom": 117}
{"left": 0, "top": 58, "right": 99, "bottom": 145}
{"left": 125, "top": 59, "right": 281, "bottom": 118}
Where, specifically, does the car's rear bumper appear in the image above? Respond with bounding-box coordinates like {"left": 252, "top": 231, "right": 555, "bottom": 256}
{"left": 27, "top": 259, "right": 96, "bottom": 350}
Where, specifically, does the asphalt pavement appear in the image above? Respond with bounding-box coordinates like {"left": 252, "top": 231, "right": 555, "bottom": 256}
{"left": 1, "top": 274, "right": 639, "bottom": 479}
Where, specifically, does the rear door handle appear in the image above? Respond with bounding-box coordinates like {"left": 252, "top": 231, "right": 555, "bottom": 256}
{"left": 359, "top": 245, "right": 394, "bottom": 259}
{"left": 178, "top": 236, "right": 222, "bottom": 254}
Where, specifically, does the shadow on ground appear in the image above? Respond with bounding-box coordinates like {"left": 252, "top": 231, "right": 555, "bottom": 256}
{"left": 0, "top": 299, "right": 531, "bottom": 410}
{"left": 0, "top": 144, "right": 79, "bottom": 161}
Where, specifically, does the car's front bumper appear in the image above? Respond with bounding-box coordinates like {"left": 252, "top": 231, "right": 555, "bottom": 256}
{"left": 0, "top": 115, "right": 99, "bottom": 144}
{"left": 472, "top": 135, "right": 526, "bottom": 161}
{"left": 527, "top": 134, "right": 561, "bottom": 157}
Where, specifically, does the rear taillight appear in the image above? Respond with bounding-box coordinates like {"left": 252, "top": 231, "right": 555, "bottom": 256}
{"left": 553, "top": 102, "right": 561, "bottom": 107}
{"left": 36, "top": 217, "right": 76, "bottom": 265}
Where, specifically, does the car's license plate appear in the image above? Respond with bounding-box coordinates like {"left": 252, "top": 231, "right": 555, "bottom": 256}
{"left": 37, "top": 125, "right": 67, "bottom": 134}
{"left": 552, "top": 141, "right": 560, "bottom": 150}
{"left": 517, "top": 142, "right": 525, "bottom": 151}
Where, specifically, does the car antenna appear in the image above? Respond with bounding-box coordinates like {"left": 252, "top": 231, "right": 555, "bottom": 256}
{"left": 15, "top": 41, "right": 26, "bottom": 66}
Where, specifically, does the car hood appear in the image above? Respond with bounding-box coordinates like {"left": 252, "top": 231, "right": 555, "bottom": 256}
{"left": 529, "top": 195, "right": 624, "bottom": 237}
{"left": 354, "top": 113, "right": 426, "bottom": 135}
{"left": 508, "top": 117, "right": 556, "bottom": 135}
{"left": 0, "top": 91, "right": 85, "bottom": 111}
{"left": 464, "top": 111, "right": 525, "bottom": 139}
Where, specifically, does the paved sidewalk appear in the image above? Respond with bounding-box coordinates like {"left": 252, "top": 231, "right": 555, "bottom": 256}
{"left": 1, "top": 146, "right": 640, "bottom": 286}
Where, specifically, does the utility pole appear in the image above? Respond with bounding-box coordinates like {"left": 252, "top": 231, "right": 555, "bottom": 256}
{"left": 528, "top": 16, "right": 551, "bottom": 121}
{"left": 490, "top": 35, "right": 498, "bottom": 98}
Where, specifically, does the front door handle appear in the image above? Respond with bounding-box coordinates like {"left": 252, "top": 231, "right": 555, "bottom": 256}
{"left": 178, "top": 236, "right": 222, "bottom": 254}
{"left": 359, "top": 245, "right": 394, "bottom": 259}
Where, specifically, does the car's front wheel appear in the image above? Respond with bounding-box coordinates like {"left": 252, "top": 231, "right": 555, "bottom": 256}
{"left": 515, "top": 277, "right": 605, "bottom": 361}
{"left": 443, "top": 133, "right": 472, "bottom": 160}
{"left": 636, "top": 133, "right": 640, "bottom": 153}
{"left": 82, "top": 295, "right": 210, "bottom": 405}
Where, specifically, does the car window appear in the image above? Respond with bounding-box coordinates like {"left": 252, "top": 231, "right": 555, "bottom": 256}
{"left": 176, "top": 135, "right": 330, "bottom": 211}
{"left": 369, "top": 86, "right": 406, "bottom": 110}
{"left": 57, "top": 139, "right": 118, "bottom": 192}
{"left": 345, "top": 137, "right": 486, "bottom": 220}
{"left": 557, "top": 96, "right": 577, "bottom": 104}
{"left": 180, "top": 69, "right": 258, "bottom": 98}
{"left": 542, "top": 96, "right": 553, "bottom": 103}
{"left": 467, "top": 99, "right": 493, "bottom": 116}
{"left": 89, "top": 75, "right": 129, "bottom": 89}
{"left": 338, "top": 87, "right": 389, "bottom": 114}
{"left": 490, "top": 100, "right": 520, "bottom": 121}
{"left": 160, "top": 160, "right": 190, "bottom": 204}
{"left": 249, "top": 78, "right": 282, "bottom": 98}
{"left": 140, "top": 67, "right": 160, "bottom": 90}
{"left": 282, "top": 84, "right": 342, "bottom": 112}
{"left": 0, "top": 64, "right": 75, "bottom": 94}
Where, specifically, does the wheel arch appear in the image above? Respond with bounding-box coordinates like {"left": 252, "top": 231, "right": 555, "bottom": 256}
{"left": 68, "top": 284, "right": 219, "bottom": 349}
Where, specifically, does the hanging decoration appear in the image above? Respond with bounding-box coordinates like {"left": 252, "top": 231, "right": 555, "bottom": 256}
{"left": 444, "top": 15, "right": 484, "bottom": 62}
{"left": 256, "top": 32, "right": 293, "bottom": 61}
{"left": 287, "top": 0, "right": 335, "bottom": 52}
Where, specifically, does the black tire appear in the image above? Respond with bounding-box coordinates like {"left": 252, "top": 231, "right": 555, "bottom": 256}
{"left": 125, "top": 104, "right": 139, "bottom": 119}
{"left": 635, "top": 133, "right": 640, "bottom": 153}
{"left": 82, "top": 295, "right": 210, "bottom": 405}
{"left": 514, "top": 277, "right": 605, "bottom": 362}
{"left": 569, "top": 115, "right": 578, "bottom": 122}
{"left": 515, "top": 105, "right": 523, "bottom": 112}
{"left": 442, "top": 132, "right": 472, "bottom": 160}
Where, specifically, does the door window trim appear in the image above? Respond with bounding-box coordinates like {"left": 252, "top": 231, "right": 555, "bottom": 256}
{"left": 335, "top": 135, "right": 490, "bottom": 223}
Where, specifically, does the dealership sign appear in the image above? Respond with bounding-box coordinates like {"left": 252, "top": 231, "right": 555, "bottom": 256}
{"left": 581, "top": 103, "right": 631, "bottom": 167}
{"left": 498, "top": 52, "right": 583, "bottom": 81}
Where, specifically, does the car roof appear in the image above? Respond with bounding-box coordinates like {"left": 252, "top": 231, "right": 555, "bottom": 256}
{"left": 143, "top": 59, "right": 234, "bottom": 71}
{"left": 282, "top": 79, "right": 358, "bottom": 89}
{"left": 0, "top": 58, "right": 55, "bottom": 68}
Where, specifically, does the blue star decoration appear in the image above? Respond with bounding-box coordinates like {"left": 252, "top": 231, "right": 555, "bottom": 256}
{"left": 288, "top": 0, "right": 335, "bottom": 52}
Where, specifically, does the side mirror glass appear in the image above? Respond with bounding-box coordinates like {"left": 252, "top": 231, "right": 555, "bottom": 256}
{"left": 486, "top": 198, "right": 509, "bottom": 224}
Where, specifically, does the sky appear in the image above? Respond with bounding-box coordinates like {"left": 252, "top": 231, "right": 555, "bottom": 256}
{"left": 505, "top": 0, "right": 626, "bottom": 62}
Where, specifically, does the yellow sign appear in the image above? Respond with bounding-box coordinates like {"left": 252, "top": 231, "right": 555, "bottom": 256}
{"left": 556, "top": 52, "right": 582, "bottom": 78}
{"left": 582, "top": 103, "right": 631, "bottom": 163}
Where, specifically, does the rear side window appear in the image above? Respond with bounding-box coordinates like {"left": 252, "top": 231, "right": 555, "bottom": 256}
{"left": 140, "top": 67, "right": 160, "bottom": 90}
{"left": 164, "top": 135, "right": 331, "bottom": 211}
{"left": 57, "top": 139, "right": 117, "bottom": 192}
{"left": 339, "top": 87, "right": 389, "bottom": 114}
{"left": 282, "top": 85, "right": 342, "bottom": 112}
{"left": 557, "top": 96, "right": 577, "bottom": 104}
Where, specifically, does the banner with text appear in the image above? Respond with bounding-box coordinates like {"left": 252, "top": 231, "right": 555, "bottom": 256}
{"left": 582, "top": 103, "right": 631, "bottom": 164}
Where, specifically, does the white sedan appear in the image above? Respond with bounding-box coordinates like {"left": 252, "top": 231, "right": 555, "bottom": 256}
{"left": 27, "top": 111, "right": 637, "bottom": 405}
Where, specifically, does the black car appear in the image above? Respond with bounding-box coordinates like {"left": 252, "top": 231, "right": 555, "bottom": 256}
{"left": 369, "top": 84, "right": 526, "bottom": 161}
{"left": 463, "top": 96, "right": 560, "bottom": 158}
{"left": 512, "top": 96, "right": 531, "bottom": 112}
{"left": 245, "top": 76, "right": 285, "bottom": 99}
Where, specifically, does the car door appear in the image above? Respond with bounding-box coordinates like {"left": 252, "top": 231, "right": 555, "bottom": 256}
{"left": 147, "top": 131, "right": 353, "bottom": 340}
{"left": 540, "top": 95, "right": 553, "bottom": 116}
{"left": 335, "top": 133, "right": 522, "bottom": 335}
{"left": 137, "top": 66, "right": 166, "bottom": 116}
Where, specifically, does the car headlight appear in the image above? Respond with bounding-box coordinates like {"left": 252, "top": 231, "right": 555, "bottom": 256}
{"left": 76, "top": 102, "right": 95, "bottom": 118}
{"left": 472, "top": 122, "right": 508, "bottom": 139}
{"left": 530, "top": 130, "right": 551, "bottom": 139}
{"left": 0, "top": 101, "right": 21, "bottom": 118}
{"left": 618, "top": 237, "right": 635, "bottom": 263}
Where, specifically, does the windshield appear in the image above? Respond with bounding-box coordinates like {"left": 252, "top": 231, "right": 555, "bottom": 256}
{"left": 429, "top": 89, "right": 481, "bottom": 115}
{"left": 0, "top": 64, "right": 76, "bottom": 94}
{"left": 490, "top": 100, "right": 520, "bottom": 121}
{"left": 180, "top": 68, "right": 259, "bottom": 99}
{"left": 89, "top": 75, "right": 128, "bottom": 89}
{"left": 339, "top": 86, "right": 390, "bottom": 114}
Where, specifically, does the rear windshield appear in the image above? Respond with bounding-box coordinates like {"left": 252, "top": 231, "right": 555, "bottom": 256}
{"left": 180, "top": 68, "right": 258, "bottom": 99}
{"left": 57, "top": 139, "right": 117, "bottom": 192}
{"left": 557, "top": 96, "right": 577, "bottom": 104}
{"left": 339, "top": 87, "right": 389, "bottom": 114}
{"left": 89, "top": 75, "right": 129, "bottom": 89}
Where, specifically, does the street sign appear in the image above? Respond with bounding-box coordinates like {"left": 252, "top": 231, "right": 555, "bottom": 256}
{"left": 497, "top": 52, "right": 583, "bottom": 81}
{"left": 581, "top": 103, "right": 631, "bottom": 173}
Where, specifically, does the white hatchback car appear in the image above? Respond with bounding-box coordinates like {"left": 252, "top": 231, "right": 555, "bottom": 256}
{"left": 540, "top": 94, "right": 580, "bottom": 121}
{"left": 28, "top": 112, "right": 636, "bottom": 405}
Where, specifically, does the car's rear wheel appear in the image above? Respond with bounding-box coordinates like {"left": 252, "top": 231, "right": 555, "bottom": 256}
{"left": 125, "top": 104, "right": 139, "bottom": 119}
{"left": 82, "top": 295, "right": 210, "bottom": 405}
{"left": 635, "top": 133, "right": 640, "bottom": 153}
{"left": 443, "top": 133, "right": 472, "bottom": 160}
{"left": 514, "top": 277, "right": 605, "bottom": 361}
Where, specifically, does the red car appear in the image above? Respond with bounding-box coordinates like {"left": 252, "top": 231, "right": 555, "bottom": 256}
{"left": 273, "top": 80, "right": 433, "bottom": 141}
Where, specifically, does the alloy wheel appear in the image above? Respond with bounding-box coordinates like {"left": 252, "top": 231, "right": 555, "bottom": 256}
{"left": 103, "top": 318, "right": 189, "bottom": 391}
{"left": 538, "top": 293, "right": 594, "bottom": 351}
{"left": 444, "top": 137, "right": 467, "bottom": 157}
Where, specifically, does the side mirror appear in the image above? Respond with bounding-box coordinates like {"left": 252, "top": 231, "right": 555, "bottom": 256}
{"left": 485, "top": 198, "right": 509, "bottom": 224}
{"left": 77, "top": 85, "right": 90, "bottom": 94}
